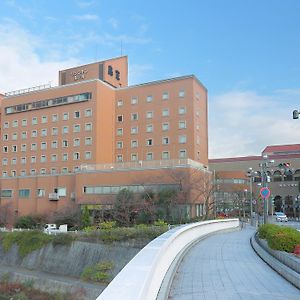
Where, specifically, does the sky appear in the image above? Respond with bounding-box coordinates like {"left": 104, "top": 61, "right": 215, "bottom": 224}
{"left": 0, "top": 0, "right": 300, "bottom": 158}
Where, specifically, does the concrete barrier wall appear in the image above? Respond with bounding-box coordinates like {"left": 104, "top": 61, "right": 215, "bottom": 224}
{"left": 97, "top": 219, "right": 239, "bottom": 300}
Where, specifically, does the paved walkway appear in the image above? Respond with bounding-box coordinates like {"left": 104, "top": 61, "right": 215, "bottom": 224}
{"left": 168, "top": 226, "right": 300, "bottom": 300}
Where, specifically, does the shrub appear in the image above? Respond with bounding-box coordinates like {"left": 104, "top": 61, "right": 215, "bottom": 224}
{"left": 258, "top": 224, "right": 300, "bottom": 253}
{"left": 52, "top": 234, "right": 75, "bottom": 247}
{"left": 81, "top": 261, "right": 114, "bottom": 283}
{"left": 98, "top": 221, "right": 117, "bottom": 230}
{"left": 1, "top": 231, "right": 53, "bottom": 257}
{"left": 154, "top": 219, "right": 168, "bottom": 227}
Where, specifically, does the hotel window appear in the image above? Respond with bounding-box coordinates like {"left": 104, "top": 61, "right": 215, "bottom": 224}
{"left": 179, "top": 149, "right": 187, "bottom": 158}
{"left": 197, "top": 136, "right": 200, "bottom": 144}
{"left": 195, "top": 91, "right": 200, "bottom": 100}
{"left": 62, "top": 153, "right": 68, "bottom": 161}
{"left": 62, "top": 140, "right": 68, "bottom": 147}
{"left": 73, "top": 152, "right": 80, "bottom": 160}
{"left": 179, "top": 89, "right": 185, "bottom": 98}
{"left": 117, "top": 128, "right": 123, "bottom": 136}
{"left": 85, "top": 108, "right": 92, "bottom": 117}
{"left": 196, "top": 110, "right": 200, "bottom": 117}
{"left": 41, "top": 116, "right": 47, "bottom": 123}
{"left": 146, "top": 152, "right": 153, "bottom": 161}
{"left": 146, "top": 111, "right": 153, "bottom": 119}
{"left": 2, "top": 158, "right": 7, "bottom": 165}
{"left": 19, "top": 189, "right": 30, "bottom": 198}
{"left": 63, "top": 112, "right": 69, "bottom": 120}
{"left": 74, "top": 138, "right": 80, "bottom": 147}
{"left": 12, "top": 120, "right": 18, "bottom": 128}
{"left": 73, "top": 124, "right": 80, "bottom": 132}
{"left": 51, "top": 154, "right": 57, "bottom": 162}
{"left": 12, "top": 133, "right": 17, "bottom": 140}
{"left": 11, "top": 158, "right": 17, "bottom": 165}
{"left": 85, "top": 151, "right": 92, "bottom": 159}
{"left": 146, "top": 95, "right": 153, "bottom": 103}
{"left": 85, "top": 137, "right": 92, "bottom": 145}
{"left": 146, "top": 138, "right": 153, "bottom": 146}
{"left": 41, "top": 129, "right": 47, "bottom": 137}
{"left": 62, "top": 126, "right": 69, "bottom": 134}
{"left": 131, "top": 140, "right": 138, "bottom": 148}
{"left": 131, "top": 126, "right": 138, "bottom": 134}
{"left": 162, "top": 108, "right": 169, "bottom": 117}
{"left": 31, "top": 156, "right": 36, "bottom": 163}
{"left": 117, "top": 115, "right": 123, "bottom": 122}
{"left": 74, "top": 166, "right": 80, "bottom": 172}
{"left": 32, "top": 117, "right": 37, "bottom": 125}
{"left": 12, "top": 145, "right": 17, "bottom": 152}
{"left": 40, "top": 169, "right": 46, "bottom": 175}
{"left": 30, "top": 169, "right": 36, "bottom": 175}
{"left": 50, "top": 168, "right": 57, "bottom": 174}
{"left": 117, "top": 141, "right": 123, "bottom": 149}
{"left": 41, "top": 142, "right": 47, "bottom": 150}
{"left": 11, "top": 170, "right": 17, "bottom": 177}
{"left": 146, "top": 124, "right": 153, "bottom": 133}
{"left": 85, "top": 123, "right": 92, "bottom": 131}
{"left": 179, "top": 107, "right": 186, "bottom": 115}
{"left": 131, "top": 153, "right": 137, "bottom": 161}
{"left": 3, "top": 146, "right": 8, "bottom": 153}
{"left": 52, "top": 141, "right": 58, "bottom": 148}
{"left": 21, "top": 131, "right": 27, "bottom": 139}
{"left": 117, "top": 99, "right": 123, "bottom": 107}
{"left": 20, "top": 170, "right": 26, "bottom": 176}
{"left": 37, "top": 189, "right": 45, "bottom": 197}
{"left": 74, "top": 111, "right": 80, "bottom": 118}
{"left": 179, "top": 135, "right": 187, "bottom": 144}
{"left": 31, "top": 130, "right": 37, "bottom": 138}
{"left": 62, "top": 167, "right": 68, "bottom": 174}
{"left": 52, "top": 114, "right": 58, "bottom": 122}
{"left": 3, "top": 134, "right": 8, "bottom": 141}
{"left": 21, "top": 144, "right": 26, "bottom": 152}
{"left": 162, "top": 91, "right": 169, "bottom": 100}
{"left": 52, "top": 127, "right": 58, "bottom": 135}
{"left": 4, "top": 122, "right": 9, "bottom": 129}
{"left": 162, "top": 137, "right": 169, "bottom": 145}
{"left": 21, "top": 157, "right": 26, "bottom": 164}
{"left": 116, "top": 154, "right": 123, "bottom": 162}
{"left": 22, "top": 119, "right": 27, "bottom": 126}
{"left": 179, "top": 120, "right": 186, "bottom": 129}
{"left": 131, "top": 96, "right": 138, "bottom": 105}
{"left": 131, "top": 113, "right": 138, "bottom": 121}
{"left": 196, "top": 124, "right": 200, "bottom": 130}
{"left": 2, "top": 172, "right": 7, "bottom": 177}
{"left": 41, "top": 155, "right": 46, "bottom": 163}
{"left": 162, "top": 151, "right": 170, "bottom": 160}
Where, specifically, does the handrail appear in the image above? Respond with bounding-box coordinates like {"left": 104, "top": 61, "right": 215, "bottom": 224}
{"left": 96, "top": 218, "right": 239, "bottom": 300}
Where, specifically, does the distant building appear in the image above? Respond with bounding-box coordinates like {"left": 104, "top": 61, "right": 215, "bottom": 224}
{"left": 0, "top": 56, "right": 209, "bottom": 223}
{"left": 209, "top": 144, "right": 300, "bottom": 218}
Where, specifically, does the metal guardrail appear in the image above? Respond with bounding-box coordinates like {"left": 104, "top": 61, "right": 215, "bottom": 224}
{"left": 5, "top": 83, "right": 52, "bottom": 97}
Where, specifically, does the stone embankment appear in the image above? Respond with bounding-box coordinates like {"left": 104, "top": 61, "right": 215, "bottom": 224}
{"left": 0, "top": 240, "right": 144, "bottom": 299}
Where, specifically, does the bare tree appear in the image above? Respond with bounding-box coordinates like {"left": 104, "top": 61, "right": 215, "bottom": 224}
{"left": 0, "top": 203, "right": 13, "bottom": 227}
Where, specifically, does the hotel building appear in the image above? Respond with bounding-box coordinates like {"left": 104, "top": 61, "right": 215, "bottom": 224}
{"left": 0, "top": 56, "right": 209, "bottom": 223}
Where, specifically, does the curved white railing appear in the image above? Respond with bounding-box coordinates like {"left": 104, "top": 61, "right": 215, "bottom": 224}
{"left": 97, "top": 219, "right": 239, "bottom": 300}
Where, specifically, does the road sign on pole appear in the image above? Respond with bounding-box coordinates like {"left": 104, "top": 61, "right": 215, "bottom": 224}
{"left": 260, "top": 187, "right": 270, "bottom": 199}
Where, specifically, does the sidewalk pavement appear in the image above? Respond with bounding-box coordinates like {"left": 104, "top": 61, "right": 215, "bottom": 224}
{"left": 168, "top": 225, "right": 300, "bottom": 300}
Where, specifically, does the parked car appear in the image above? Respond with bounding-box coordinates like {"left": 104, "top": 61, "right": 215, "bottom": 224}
{"left": 275, "top": 212, "right": 288, "bottom": 222}
{"left": 43, "top": 223, "right": 68, "bottom": 235}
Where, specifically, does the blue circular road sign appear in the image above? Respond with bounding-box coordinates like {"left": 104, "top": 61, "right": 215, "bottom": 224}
{"left": 260, "top": 187, "right": 271, "bottom": 198}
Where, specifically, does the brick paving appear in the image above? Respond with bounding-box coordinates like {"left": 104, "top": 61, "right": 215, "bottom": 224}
{"left": 168, "top": 226, "right": 300, "bottom": 300}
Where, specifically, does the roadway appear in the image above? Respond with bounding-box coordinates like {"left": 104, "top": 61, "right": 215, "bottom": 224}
{"left": 168, "top": 225, "right": 300, "bottom": 300}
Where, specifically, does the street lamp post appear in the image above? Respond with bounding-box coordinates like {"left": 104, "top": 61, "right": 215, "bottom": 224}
{"left": 247, "top": 168, "right": 257, "bottom": 226}
{"left": 259, "top": 155, "right": 275, "bottom": 224}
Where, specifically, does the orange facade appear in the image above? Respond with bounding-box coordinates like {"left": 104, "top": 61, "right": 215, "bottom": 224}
{"left": 0, "top": 56, "right": 208, "bottom": 221}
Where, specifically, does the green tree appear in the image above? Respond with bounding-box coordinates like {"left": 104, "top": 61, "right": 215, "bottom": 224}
{"left": 81, "top": 206, "right": 91, "bottom": 228}
{"left": 157, "top": 188, "right": 178, "bottom": 222}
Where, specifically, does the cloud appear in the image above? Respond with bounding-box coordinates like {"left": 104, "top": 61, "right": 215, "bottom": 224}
{"left": 76, "top": 1, "right": 95, "bottom": 8}
{"left": 209, "top": 90, "right": 300, "bottom": 158}
{"left": 73, "top": 14, "right": 99, "bottom": 21}
{"left": 129, "top": 64, "right": 153, "bottom": 85}
{"left": 0, "top": 21, "right": 77, "bottom": 93}
{"left": 108, "top": 17, "right": 119, "bottom": 29}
